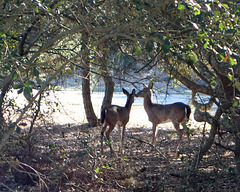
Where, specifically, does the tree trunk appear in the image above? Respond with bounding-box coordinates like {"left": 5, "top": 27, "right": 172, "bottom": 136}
{"left": 0, "top": 80, "right": 11, "bottom": 133}
{"left": 97, "top": 40, "right": 115, "bottom": 110}
{"left": 191, "top": 107, "right": 222, "bottom": 171}
{"left": 81, "top": 32, "right": 98, "bottom": 127}
{"left": 101, "top": 75, "right": 115, "bottom": 110}
{"left": 233, "top": 113, "right": 240, "bottom": 190}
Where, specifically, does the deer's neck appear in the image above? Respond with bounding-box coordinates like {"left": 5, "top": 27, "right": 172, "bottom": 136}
{"left": 143, "top": 92, "right": 153, "bottom": 112}
{"left": 125, "top": 99, "right": 133, "bottom": 110}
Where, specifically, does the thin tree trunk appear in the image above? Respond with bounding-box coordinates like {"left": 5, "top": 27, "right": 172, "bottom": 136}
{"left": 29, "top": 93, "right": 42, "bottom": 133}
{"left": 101, "top": 75, "right": 115, "bottom": 110}
{"left": 98, "top": 41, "right": 115, "bottom": 110}
{"left": 0, "top": 80, "right": 12, "bottom": 132}
{"left": 233, "top": 113, "right": 240, "bottom": 190}
{"left": 81, "top": 32, "right": 97, "bottom": 127}
{"left": 191, "top": 108, "right": 222, "bottom": 171}
{"left": 81, "top": 69, "right": 98, "bottom": 126}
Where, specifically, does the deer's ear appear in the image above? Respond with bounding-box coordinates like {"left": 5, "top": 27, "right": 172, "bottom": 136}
{"left": 122, "top": 88, "right": 129, "bottom": 96}
{"left": 149, "top": 82, "right": 153, "bottom": 89}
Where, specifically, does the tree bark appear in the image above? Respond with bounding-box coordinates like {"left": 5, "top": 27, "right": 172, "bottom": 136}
{"left": 101, "top": 75, "right": 115, "bottom": 110}
{"left": 98, "top": 41, "right": 115, "bottom": 110}
{"left": 81, "top": 32, "right": 98, "bottom": 127}
{"left": 231, "top": 112, "right": 240, "bottom": 190}
{"left": 191, "top": 107, "right": 222, "bottom": 171}
{"left": 0, "top": 79, "right": 12, "bottom": 133}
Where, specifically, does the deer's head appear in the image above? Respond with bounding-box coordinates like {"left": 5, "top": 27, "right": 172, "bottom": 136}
{"left": 123, "top": 88, "right": 135, "bottom": 107}
{"left": 136, "top": 82, "right": 153, "bottom": 98}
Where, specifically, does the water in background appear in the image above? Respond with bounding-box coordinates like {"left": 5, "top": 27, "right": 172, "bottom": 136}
{"left": 7, "top": 90, "right": 192, "bottom": 125}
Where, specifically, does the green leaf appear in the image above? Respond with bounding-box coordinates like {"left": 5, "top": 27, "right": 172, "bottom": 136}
{"left": 222, "top": 3, "right": 229, "bottom": 8}
{"left": 66, "top": 68, "right": 72, "bottom": 73}
{"left": 133, "top": 46, "right": 142, "bottom": 55}
{"left": 12, "top": 71, "right": 18, "bottom": 80}
{"left": 0, "top": 37, "right": 4, "bottom": 44}
{"left": 189, "top": 51, "right": 198, "bottom": 63}
{"left": 210, "top": 77, "right": 215, "bottom": 86}
{"left": 13, "top": 84, "right": 23, "bottom": 89}
{"left": 0, "top": 29, "right": 4, "bottom": 35}
{"left": 162, "top": 39, "right": 171, "bottom": 53}
{"left": 235, "top": 81, "right": 240, "bottom": 91}
{"left": 95, "top": 167, "right": 100, "bottom": 173}
{"left": 214, "top": 11, "right": 220, "bottom": 18}
{"left": 204, "top": 39, "right": 209, "bottom": 49}
{"left": 229, "top": 57, "right": 237, "bottom": 66}
{"left": 25, "top": 80, "right": 35, "bottom": 87}
{"left": 177, "top": 3, "right": 185, "bottom": 11}
{"left": 233, "top": 100, "right": 239, "bottom": 107}
{"left": 219, "top": 22, "right": 225, "bottom": 31}
{"left": 24, "top": 87, "right": 32, "bottom": 100}
{"left": 145, "top": 40, "right": 153, "bottom": 52}
{"left": 194, "top": 7, "right": 201, "bottom": 15}
{"left": 49, "top": 144, "right": 56, "bottom": 149}
{"left": 198, "top": 32, "right": 207, "bottom": 37}
{"left": 102, "top": 165, "right": 110, "bottom": 169}
{"left": 17, "top": 88, "right": 23, "bottom": 94}
{"left": 33, "top": 68, "right": 39, "bottom": 77}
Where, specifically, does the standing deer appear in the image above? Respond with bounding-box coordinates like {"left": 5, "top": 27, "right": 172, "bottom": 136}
{"left": 136, "top": 82, "right": 191, "bottom": 148}
{"left": 100, "top": 88, "right": 135, "bottom": 154}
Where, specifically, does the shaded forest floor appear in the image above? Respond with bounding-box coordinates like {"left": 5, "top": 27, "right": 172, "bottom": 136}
{"left": 0, "top": 121, "right": 237, "bottom": 192}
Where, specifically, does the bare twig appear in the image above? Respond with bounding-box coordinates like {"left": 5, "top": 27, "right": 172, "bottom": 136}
{"left": 0, "top": 183, "right": 15, "bottom": 192}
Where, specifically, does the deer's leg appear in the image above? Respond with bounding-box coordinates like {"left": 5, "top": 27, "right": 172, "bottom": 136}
{"left": 101, "top": 124, "right": 107, "bottom": 154}
{"left": 118, "top": 125, "right": 121, "bottom": 152}
{"left": 152, "top": 123, "right": 158, "bottom": 146}
{"left": 173, "top": 122, "right": 182, "bottom": 149}
{"left": 182, "top": 122, "right": 190, "bottom": 145}
{"left": 120, "top": 124, "right": 126, "bottom": 154}
{"left": 106, "top": 125, "right": 115, "bottom": 154}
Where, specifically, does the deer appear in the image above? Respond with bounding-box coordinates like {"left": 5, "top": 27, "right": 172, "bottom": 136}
{"left": 100, "top": 88, "right": 135, "bottom": 154}
{"left": 136, "top": 82, "right": 191, "bottom": 149}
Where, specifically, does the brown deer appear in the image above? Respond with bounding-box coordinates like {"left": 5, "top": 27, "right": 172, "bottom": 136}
{"left": 136, "top": 82, "right": 191, "bottom": 148}
{"left": 100, "top": 88, "right": 135, "bottom": 154}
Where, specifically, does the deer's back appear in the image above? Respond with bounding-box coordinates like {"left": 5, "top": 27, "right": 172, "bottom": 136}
{"left": 101, "top": 105, "right": 130, "bottom": 126}
{"left": 147, "top": 102, "right": 189, "bottom": 124}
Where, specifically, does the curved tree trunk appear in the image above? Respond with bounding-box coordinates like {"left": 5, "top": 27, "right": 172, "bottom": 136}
{"left": 0, "top": 79, "right": 12, "bottom": 133}
{"left": 81, "top": 32, "right": 98, "bottom": 127}
{"left": 101, "top": 75, "right": 115, "bottom": 110}
{"left": 190, "top": 101, "right": 222, "bottom": 171}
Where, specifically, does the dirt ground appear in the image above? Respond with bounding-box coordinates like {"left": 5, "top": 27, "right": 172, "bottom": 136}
{"left": 0, "top": 91, "right": 237, "bottom": 191}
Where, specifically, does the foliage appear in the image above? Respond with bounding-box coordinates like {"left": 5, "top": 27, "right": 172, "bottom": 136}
{"left": 0, "top": 0, "right": 240, "bottom": 190}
